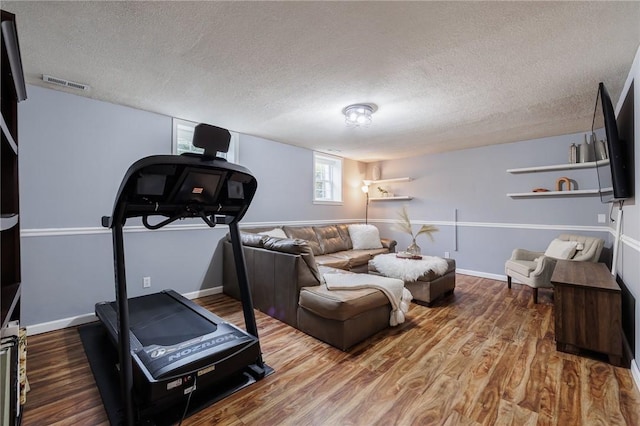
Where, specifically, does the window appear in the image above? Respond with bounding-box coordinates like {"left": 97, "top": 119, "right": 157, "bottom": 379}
{"left": 313, "top": 152, "right": 343, "bottom": 204}
{"left": 172, "top": 118, "right": 238, "bottom": 162}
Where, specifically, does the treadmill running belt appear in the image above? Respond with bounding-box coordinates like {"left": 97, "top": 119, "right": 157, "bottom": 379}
{"left": 114, "top": 292, "right": 217, "bottom": 347}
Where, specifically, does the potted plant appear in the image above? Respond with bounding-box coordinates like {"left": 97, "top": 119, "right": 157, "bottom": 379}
{"left": 393, "top": 206, "right": 438, "bottom": 257}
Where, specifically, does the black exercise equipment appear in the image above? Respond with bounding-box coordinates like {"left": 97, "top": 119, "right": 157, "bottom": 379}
{"left": 94, "top": 124, "right": 271, "bottom": 425}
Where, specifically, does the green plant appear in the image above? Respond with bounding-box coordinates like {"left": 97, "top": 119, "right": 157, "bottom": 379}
{"left": 393, "top": 206, "right": 439, "bottom": 242}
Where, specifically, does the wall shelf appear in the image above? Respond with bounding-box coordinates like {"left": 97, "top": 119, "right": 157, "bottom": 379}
{"left": 364, "top": 176, "right": 412, "bottom": 200}
{"left": 363, "top": 177, "right": 411, "bottom": 185}
{"left": 369, "top": 196, "right": 413, "bottom": 201}
{"left": 507, "top": 189, "right": 602, "bottom": 198}
{"left": 507, "top": 160, "right": 610, "bottom": 198}
{"left": 507, "top": 161, "right": 608, "bottom": 174}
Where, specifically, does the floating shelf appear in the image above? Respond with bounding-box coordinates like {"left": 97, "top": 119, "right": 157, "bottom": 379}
{"left": 507, "top": 161, "right": 608, "bottom": 174}
{"left": 369, "top": 196, "right": 413, "bottom": 201}
{"left": 0, "top": 214, "right": 18, "bottom": 231}
{"left": 507, "top": 189, "right": 602, "bottom": 198}
{"left": 363, "top": 177, "right": 412, "bottom": 185}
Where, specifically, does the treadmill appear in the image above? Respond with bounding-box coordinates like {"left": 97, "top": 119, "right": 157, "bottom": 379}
{"left": 95, "top": 124, "right": 271, "bottom": 425}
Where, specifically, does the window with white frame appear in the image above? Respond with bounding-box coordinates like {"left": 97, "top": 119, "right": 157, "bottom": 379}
{"left": 172, "top": 118, "right": 238, "bottom": 162}
{"left": 313, "top": 152, "right": 343, "bottom": 204}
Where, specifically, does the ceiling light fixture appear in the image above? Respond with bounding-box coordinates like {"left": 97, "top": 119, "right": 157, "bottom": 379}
{"left": 343, "top": 103, "right": 377, "bottom": 127}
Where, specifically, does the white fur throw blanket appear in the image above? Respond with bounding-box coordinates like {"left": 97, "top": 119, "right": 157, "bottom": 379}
{"left": 371, "top": 253, "right": 449, "bottom": 282}
{"left": 323, "top": 273, "right": 413, "bottom": 326}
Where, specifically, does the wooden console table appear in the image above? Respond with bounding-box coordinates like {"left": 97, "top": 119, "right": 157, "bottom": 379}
{"left": 551, "top": 260, "right": 622, "bottom": 366}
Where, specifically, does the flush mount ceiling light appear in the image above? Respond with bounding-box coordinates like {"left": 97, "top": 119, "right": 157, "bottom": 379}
{"left": 343, "top": 103, "right": 377, "bottom": 127}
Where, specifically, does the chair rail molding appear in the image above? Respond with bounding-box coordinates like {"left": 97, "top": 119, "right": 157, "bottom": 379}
{"left": 20, "top": 219, "right": 369, "bottom": 238}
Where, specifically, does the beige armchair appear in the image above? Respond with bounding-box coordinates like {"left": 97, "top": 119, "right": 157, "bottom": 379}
{"left": 505, "top": 234, "right": 605, "bottom": 303}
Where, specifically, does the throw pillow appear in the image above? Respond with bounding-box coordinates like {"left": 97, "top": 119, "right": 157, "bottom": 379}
{"left": 348, "top": 224, "right": 383, "bottom": 250}
{"left": 258, "top": 228, "right": 287, "bottom": 239}
{"left": 544, "top": 239, "right": 578, "bottom": 259}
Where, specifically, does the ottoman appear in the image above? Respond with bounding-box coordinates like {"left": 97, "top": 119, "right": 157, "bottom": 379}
{"left": 368, "top": 257, "right": 456, "bottom": 306}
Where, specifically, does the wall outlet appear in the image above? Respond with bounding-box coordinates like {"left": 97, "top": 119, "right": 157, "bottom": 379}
{"left": 444, "top": 251, "right": 450, "bottom": 258}
{"left": 597, "top": 214, "right": 606, "bottom": 224}
{"left": 143, "top": 276, "right": 151, "bottom": 288}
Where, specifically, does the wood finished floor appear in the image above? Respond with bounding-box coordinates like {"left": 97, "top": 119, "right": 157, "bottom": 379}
{"left": 22, "top": 274, "right": 640, "bottom": 425}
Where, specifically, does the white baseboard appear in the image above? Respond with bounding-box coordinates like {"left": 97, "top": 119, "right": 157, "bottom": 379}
{"left": 26, "top": 313, "right": 97, "bottom": 336}
{"left": 26, "top": 286, "right": 223, "bottom": 336}
{"left": 631, "top": 359, "right": 640, "bottom": 393}
{"left": 182, "top": 286, "right": 222, "bottom": 300}
{"left": 456, "top": 268, "right": 507, "bottom": 282}
{"left": 456, "top": 268, "right": 530, "bottom": 286}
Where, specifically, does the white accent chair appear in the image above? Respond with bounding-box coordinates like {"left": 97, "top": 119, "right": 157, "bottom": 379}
{"left": 505, "top": 234, "right": 605, "bottom": 303}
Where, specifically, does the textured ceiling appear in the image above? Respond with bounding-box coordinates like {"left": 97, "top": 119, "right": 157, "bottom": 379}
{"left": 3, "top": 1, "right": 640, "bottom": 162}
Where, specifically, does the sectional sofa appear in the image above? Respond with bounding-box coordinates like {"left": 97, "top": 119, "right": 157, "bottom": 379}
{"left": 222, "top": 224, "right": 398, "bottom": 349}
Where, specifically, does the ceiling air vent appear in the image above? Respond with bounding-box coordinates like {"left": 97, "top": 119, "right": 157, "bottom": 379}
{"left": 42, "top": 74, "right": 90, "bottom": 91}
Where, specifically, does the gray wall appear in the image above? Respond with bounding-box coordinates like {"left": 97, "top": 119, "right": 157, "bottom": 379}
{"left": 367, "top": 133, "right": 610, "bottom": 275}
{"left": 239, "top": 134, "right": 365, "bottom": 223}
{"left": 18, "top": 86, "right": 365, "bottom": 326}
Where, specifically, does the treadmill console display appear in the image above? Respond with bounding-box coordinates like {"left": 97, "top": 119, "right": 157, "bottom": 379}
{"left": 104, "top": 154, "right": 258, "bottom": 229}
{"left": 136, "top": 174, "right": 167, "bottom": 196}
{"left": 168, "top": 168, "right": 225, "bottom": 205}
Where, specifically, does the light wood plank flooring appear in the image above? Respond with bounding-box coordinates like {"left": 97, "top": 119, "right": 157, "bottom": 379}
{"left": 22, "top": 275, "right": 640, "bottom": 425}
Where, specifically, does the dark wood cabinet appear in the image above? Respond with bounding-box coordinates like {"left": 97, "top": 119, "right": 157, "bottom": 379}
{"left": 1, "top": 9, "right": 27, "bottom": 329}
{"left": 551, "top": 260, "right": 622, "bottom": 366}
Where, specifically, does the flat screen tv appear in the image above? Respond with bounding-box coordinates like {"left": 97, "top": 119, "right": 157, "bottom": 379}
{"left": 591, "top": 82, "right": 633, "bottom": 203}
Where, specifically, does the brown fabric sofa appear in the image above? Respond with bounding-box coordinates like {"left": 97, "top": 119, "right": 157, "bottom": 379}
{"left": 222, "top": 224, "right": 397, "bottom": 349}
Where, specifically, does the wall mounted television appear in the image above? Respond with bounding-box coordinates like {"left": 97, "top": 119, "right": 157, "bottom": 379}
{"left": 591, "top": 81, "right": 634, "bottom": 203}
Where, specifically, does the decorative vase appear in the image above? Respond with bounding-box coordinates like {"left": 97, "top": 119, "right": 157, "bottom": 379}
{"left": 595, "top": 140, "right": 608, "bottom": 161}
{"left": 407, "top": 239, "right": 421, "bottom": 256}
{"left": 580, "top": 134, "right": 593, "bottom": 163}
{"left": 569, "top": 143, "right": 577, "bottom": 164}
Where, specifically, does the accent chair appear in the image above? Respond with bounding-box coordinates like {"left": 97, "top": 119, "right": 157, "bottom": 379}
{"left": 505, "top": 234, "right": 605, "bottom": 303}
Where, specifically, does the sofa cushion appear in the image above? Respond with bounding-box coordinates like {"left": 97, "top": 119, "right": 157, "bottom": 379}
{"left": 299, "top": 284, "right": 389, "bottom": 321}
{"left": 262, "top": 237, "right": 323, "bottom": 285}
{"left": 336, "top": 224, "right": 353, "bottom": 250}
{"left": 263, "top": 236, "right": 308, "bottom": 254}
{"left": 284, "top": 226, "right": 323, "bottom": 255}
{"left": 544, "top": 239, "right": 578, "bottom": 260}
{"left": 356, "top": 247, "right": 390, "bottom": 259}
{"left": 557, "top": 234, "right": 604, "bottom": 262}
{"left": 314, "top": 254, "right": 351, "bottom": 270}
{"left": 314, "top": 225, "right": 350, "bottom": 254}
{"left": 329, "top": 250, "right": 374, "bottom": 268}
{"left": 239, "top": 232, "right": 266, "bottom": 248}
{"left": 257, "top": 228, "right": 287, "bottom": 239}
{"left": 348, "top": 224, "right": 383, "bottom": 250}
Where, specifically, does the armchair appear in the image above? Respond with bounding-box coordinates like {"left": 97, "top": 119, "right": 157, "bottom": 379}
{"left": 505, "top": 234, "right": 605, "bottom": 303}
